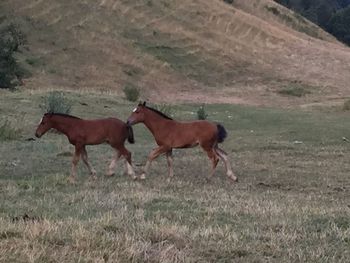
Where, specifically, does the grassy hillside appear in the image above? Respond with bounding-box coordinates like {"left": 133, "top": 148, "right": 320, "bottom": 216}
{"left": 1, "top": 0, "right": 350, "bottom": 107}
{"left": 1, "top": 90, "right": 350, "bottom": 261}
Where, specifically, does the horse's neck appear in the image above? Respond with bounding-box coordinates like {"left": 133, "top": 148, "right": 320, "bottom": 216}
{"left": 51, "top": 116, "right": 77, "bottom": 136}
{"left": 143, "top": 111, "right": 171, "bottom": 137}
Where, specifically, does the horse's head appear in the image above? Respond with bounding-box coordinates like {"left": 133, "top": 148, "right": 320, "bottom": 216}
{"left": 35, "top": 113, "right": 53, "bottom": 138}
{"left": 127, "top": 101, "right": 147, "bottom": 125}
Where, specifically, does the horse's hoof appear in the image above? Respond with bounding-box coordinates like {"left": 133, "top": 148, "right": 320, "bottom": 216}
{"left": 139, "top": 174, "right": 146, "bottom": 180}
{"left": 68, "top": 177, "right": 76, "bottom": 184}
{"left": 229, "top": 176, "right": 238, "bottom": 183}
{"left": 205, "top": 177, "right": 212, "bottom": 183}
{"left": 131, "top": 175, "right": 137, "bottom": 181}
{"left": 91, "top": 175, "right": 97, "bottom": 181}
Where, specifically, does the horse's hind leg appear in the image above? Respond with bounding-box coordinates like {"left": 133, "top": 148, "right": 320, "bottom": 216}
{"left": 203, "top": 146, "right": 219, "bottom": 181}
{"left": 119, "top": 146, "right": 136, "bottom": 180}
{"left": 215, "top": 147, "right": 237, "bottom": 182}
{"left": 81, "top": 146, "right": 97, "bottom": 179}
{"left": 166, "top": 150, "right": 174, "bottom": 182}
{"left": 107, "top": 150, "right": 122, "bottom": 177}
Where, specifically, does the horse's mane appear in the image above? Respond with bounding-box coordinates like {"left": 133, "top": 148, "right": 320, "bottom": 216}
{"left": 144, "top": 106, "right": 173, "bottom": 120}
{"left": 45, "top": 112, "right": 81, "bottom": 119}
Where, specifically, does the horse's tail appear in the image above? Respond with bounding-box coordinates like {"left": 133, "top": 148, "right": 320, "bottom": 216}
{"left": 126, "top": 124, "right": 135, "bottom": 144}
{"left": 217, "top": 124, "right": 227, "bottom": 143}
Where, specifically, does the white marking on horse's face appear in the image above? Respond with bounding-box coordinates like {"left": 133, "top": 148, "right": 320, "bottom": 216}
{"left": 38, "top": 117, "right": 43, "bottom": 125}
{"left": 133, "top": 108, "right": 137, "bottom": 113}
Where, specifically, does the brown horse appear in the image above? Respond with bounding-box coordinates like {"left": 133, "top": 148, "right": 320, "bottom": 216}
{"left": 35, "top": 113, "right": 136, "bottom": 183}
{"left": 127, "top": 102, "right": 237, "bottom": 182}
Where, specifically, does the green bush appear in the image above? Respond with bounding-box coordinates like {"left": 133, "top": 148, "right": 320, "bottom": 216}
{"left": 0, "top": 119, "right": 21, "bottom": 141}
{"left": 40, "top": 91, "right": 72, "bottom": 114}
{"left": 277, "top": 84, "right": 311, "bottom": 97}
{"left": 343, "top": 99, "right": 350, "bottom": 111}
{"left": 153, "top": 104, "right": 174, "bottom": 118}
{"left": 197, "top": 105, "right": 208, "bottom": 120}
{"left": 123, "top": 84, "right": 140, "bottom": 102}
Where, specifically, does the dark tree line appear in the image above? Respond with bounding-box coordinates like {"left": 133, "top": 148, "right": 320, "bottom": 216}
{"left": 275, "top": 0, "right": 350, "bottom": 45}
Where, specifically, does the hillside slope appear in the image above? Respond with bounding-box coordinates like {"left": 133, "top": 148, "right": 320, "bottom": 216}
{"left": 1, "top": 0, "right": 350, "bottom": 106}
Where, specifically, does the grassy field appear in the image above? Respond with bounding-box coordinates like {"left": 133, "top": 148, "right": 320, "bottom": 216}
{"left": 1, "top": 90, "right": 350, "bottom": 262}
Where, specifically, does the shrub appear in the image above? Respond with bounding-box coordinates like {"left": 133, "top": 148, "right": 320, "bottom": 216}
{"left": 25, "top": 57, "right": 42, "bottom": 67}
{"left": 265, "top": 6, "right": 281, "bottom": 16}
{"left": 40, "top": 91, "right": 72, "bottom": 114}
{"left": 343, "top": 99, "right": 350, "bottom": 111}
{"left": 0, "top": 119, "right": 21, "bottom": 141}
{"left": 197, "top": 105, "right": 208, "bottom": 120}
{"left": 153, "top": 104, "right": 174, "bottom": 118}
{"left": 123, "top": 84, "right": 140, "bottom": 102}
{"left": 277, "top": 84, "right": 311, "bottom": 97}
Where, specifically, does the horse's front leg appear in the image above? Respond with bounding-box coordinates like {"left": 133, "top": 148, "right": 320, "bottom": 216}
{"left": 69, "top": 145, "right": 82, "bottom": 184}
{"left": 140, "top": 146, "right": 169, "bottom": 180}
{"left": 107, "top": 150, "right": 121, "bottom": 177}
{"left": 81, "top": 146, "right": 97, "bottom": 180}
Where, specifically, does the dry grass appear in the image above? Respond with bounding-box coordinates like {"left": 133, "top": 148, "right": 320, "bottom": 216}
{"left": 1, "top": 90, "right": 350, "bottom": 262}
{"left": 1, "top": 0, "right": 350, "bottom": 107}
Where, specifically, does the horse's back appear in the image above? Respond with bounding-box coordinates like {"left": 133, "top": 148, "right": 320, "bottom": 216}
{"left": 161, "top": 120, "right": 218, "bottom": 148}
{"left": 177, "top": 120, "right": 217, "bottom": 133}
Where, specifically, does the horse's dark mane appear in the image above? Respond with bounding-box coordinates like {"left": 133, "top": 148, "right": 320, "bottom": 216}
{"left": 144, "top": 106, "right": 173, "bottom": 120}
{"left": 45, "top": 112, "right": 81, "bottom": 119}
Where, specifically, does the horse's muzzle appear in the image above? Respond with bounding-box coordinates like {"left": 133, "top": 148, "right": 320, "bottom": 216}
{"left": 35, "top": 132, "right": 41, "bottom": 138}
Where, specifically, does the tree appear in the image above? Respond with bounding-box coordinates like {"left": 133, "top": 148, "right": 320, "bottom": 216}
{"left": 0, "top": 23, "right": 27, "bottom": 89}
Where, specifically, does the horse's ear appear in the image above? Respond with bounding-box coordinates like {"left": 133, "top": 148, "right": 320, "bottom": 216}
{"left": 143, "top": 101, "right": 146, "bottom": 106}
{"left": 138, "top": 101, "right": 143, "bottom": 106}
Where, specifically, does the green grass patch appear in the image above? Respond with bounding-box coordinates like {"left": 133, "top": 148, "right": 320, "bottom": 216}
{"left": 0, "top": 90, "right": 350, "bottom": 262}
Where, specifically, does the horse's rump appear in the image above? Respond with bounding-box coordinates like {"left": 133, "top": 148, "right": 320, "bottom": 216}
{"left": 216, "top": 124, "right": 227, "bottom": 143}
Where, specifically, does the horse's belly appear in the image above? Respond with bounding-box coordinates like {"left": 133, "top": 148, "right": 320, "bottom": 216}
{"left": 85, "top": 134, "right": 108, "bottom": 145}
{"left": 173, "top": 139, "right": 199, "bottom": 148}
